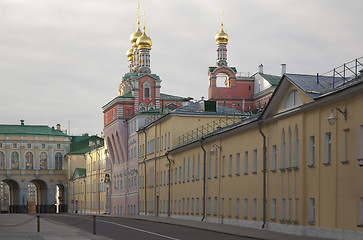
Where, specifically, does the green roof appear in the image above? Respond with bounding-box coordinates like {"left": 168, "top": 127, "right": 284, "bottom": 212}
{"left": 259, "top": 73, "right": 281, "bottom": 86}
{"left": 0, "top": 123, "right": 68, "bottom": 136}
{"left": 209, "top": 66, "right": 237, "bottom": 73}
{"left": 69, "top": 135, "right": 104, "bottom": 155}
{"left": 74, "top": 168, "right": 86, "bottom": 178}
{"left": 118, "top": 92, "right": 134, "bottom": 98}
{"left": 160, "top": 93, "right": 192, "bottom": 101}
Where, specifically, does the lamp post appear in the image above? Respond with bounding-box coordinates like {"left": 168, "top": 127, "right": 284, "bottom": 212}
{"left": 165, "top": 151, "right": 174, "bottom": 217}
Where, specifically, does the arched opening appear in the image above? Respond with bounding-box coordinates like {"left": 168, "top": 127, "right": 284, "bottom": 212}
{"left": 27, "top": 179, "right": 49, "bottom": 213}
{"left": 216, "top": 73, "right": 229, "bottom": 87}
{"left": 55, "top": 184, "right": 65, "bottom": 213}
{"left": 0, "top": 178, "right": 21, "bottom": 213}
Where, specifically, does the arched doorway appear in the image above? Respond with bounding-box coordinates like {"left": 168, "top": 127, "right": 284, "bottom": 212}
{"left": 27, "top": 179, "right": 50, "bottom": 213}
{"left": 55, "top": 183, "right": 65, "bottom": 213}
{"left": 0, "top": 178, "right": 22, "bottom": 213}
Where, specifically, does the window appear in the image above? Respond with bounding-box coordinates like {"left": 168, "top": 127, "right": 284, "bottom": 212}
{"left": 293, "top": 126, "right": 299, "bottom": 168}
{"left": 359, "top": 198, "right": 363, "bottom": 227}
{"left": 27, "top": 143, "right": 31, "bottom": 148}
{"left": 57, "top": 144, "right": 61, "bottom": 149}
{"left": 179, "top": 167, "right": 181, "bottom": 183}
{"left": 287, "top": 128, "right": 291, "bottom": 168}
{"left": 13, "top": 143, "right": 17, "bottom": 148}
{"left": 171, "top": 169, "right": 173, "bottom": 185}
{"left": 214, "top": 197, "right": 217, "bottom": 216}
{"left": 175, "top": 168, "right": 177, "bottom": 184}
{"left": 11, "top": 151, "right": 19, "bottom": 169}
{"left": 360, "top": 126, "right": 363, "bottom": 163}
{"left": 42, "top": 144, "right": 46, "bottom": 149}
{"left": 55, "top": 152, "right": 63, "bottom": 170}
{"left": 252, "top": 198, "right": 257, "bottom": 219}
{"left": 281, "top": 130, "right": 286, "bottom": 169}
{"left": 342, "top": 129, "right": 350, "bottom": 163}
{"left": 196, "top": 198, "right": 199, "bottom": 215}
{"left": 221, "top": 156, "right": 225, "bottom": 177}
{"left": 207, "top": 197, "right": 211, "bottom": 215}
{"left": 144, "top": 87, "right": 150, "bottom": 98}
{"left": 178, "top": 200, "right": 181, "bottom": 214}
{"left": 191, "top": 198, "right": 194, "bottom": 214}
{"left": 164, "top": 134, "right": 167, "bottom": 150}
{"left": 208, "top": 154, "right": 211, "bottom": 179}
{"left": 156, "top": 137, "right": 159, "bottom": 152}
{"left": 236, "top": 153, "right": 240, "bottom": 175}
{"left": 168, "top": 132, "right": 170, "bottom": 148}
{"left": 221, "top": 198, "right": 224, "bottom": 216}
{"left": 308, "top": 198, "right": 315, "bottom": 224}
{"left": 164, "top": 171, "right": 166, "bottom": 185}
{"left": 192, "top": 155, "right": 195, "bottom": 181}
{"left": 197, "top": 154, "right": 200, "bottom": 180}
{"left": 325, "top": 133, "right": 332, "bottom": 165}
{"left": 161, "top": 136, "right": 163, "bottom": 150}
{"left": 183, "top": 158, "right": 185, "bottom": 182}
{"left": 236, "top": 198, "right": 240, "bottom": 218}
{"left": 271, "top": 198, "right": 276, "bottom": 220}
{"left": 284, "top": 89, "right": 302, "bottom": 109}
{"left": 244, "top": 151, "right": 248, "bottom": 174}
{"left": 0, "top": 152, "right": 5, "bottom": 169}
{"left": 272, "top": 145, "right": 277, "bottom": 171}
{"left": 183, "top": 198, "right": 185, "bottom": 214}
{"left": 187, "top": 157, "right": 190, "bottom": 181}
{"left": 243, "top": 199, "right": 248, "bottom": 218}
{"left": 253, "top": 149, "right": 257, "bottom": 174}
{"left": 174, "top": 200, "right": 177, "bottom": 214}
{"left": 186, "top": 198, "right": 189, "bottom": 214}
{"left": 309, "top": 136, "right": 315, "bottom": 167}
{"left": 156, "top": 172, "right": 159, "bottom": 186}
{"left": 214, "top": 150, "right": 218, "bottom": 178}
{"left": 228, "top": 155, "right": 232, "bottom": 176}
{"left": 281, "top": 198, "right": 286, "bottom": 221}
{"left": 26, "top": 152, "right": 34, "bottom": 170}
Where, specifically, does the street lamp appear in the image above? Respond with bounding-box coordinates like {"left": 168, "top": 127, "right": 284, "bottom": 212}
{"left": 327, "top": 108, "right": 348, "bottom": 125}
{"left": 210, "top": 144, "right": 222, "bottom": 155}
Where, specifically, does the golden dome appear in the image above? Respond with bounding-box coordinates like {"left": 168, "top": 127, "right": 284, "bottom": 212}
{"left": 126, "top": 47, "right": 133, "bottom": 59}
{"left": 215, "top": 24, "right": 229, "bottom": 44}
{"left": 130, "top": 24, "right": 143, "bottom": 46}
{"left": 136, "top": 27, "right": 152, "bottom": 50}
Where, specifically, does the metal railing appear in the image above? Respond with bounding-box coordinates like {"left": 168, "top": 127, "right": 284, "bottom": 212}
{"left": 322, "top": 57, "right": 363, "bottom": 89}
{"left": 177, "top": 115, "right": 247, "bottom": 147}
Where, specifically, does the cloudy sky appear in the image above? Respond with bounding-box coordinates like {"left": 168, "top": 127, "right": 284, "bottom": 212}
{"left": 0, "top": 0, "right": 362, "bottom": 136}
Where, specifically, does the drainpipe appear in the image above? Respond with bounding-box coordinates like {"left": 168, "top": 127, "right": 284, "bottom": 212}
{"left": 165, "top": 151, "right": 173, "bottom": 217}
{"left": 200, "top": 138, "right": 207, "bottom": 221}
{"left": 258, "top": 122, "right": 267, "bottom": 228}
{"left": 143, "top": 128, "right": 147, "bottom": 215}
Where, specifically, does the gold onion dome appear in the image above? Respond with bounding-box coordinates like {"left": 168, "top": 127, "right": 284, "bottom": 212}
{"left": 215, "top": 24, "right": 229, "bottom": 44}
{"left": 136, "top": 27, "right": 152, "bottom": 50}
{"left": 126, "top": 47, "right": 133, "bottom": 59}
{"left": 130, "top": 25, "right": 143, "bottom": 46}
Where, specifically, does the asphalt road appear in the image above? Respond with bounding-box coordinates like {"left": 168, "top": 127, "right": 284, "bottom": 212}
{"left": 43, "top": 214, "right": 259, "bottom": 240}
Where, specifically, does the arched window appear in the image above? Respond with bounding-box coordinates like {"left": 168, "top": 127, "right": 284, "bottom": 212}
{"left": 216, "top": 73, "right": 229, "bottom": 87}
{"left": 287, "top": 127, "right": 291, "bottom": 168}
{"left": 281, "top": 129, "right": 285, "bottom": 169}
{"left": 40, "top": 152, "right": 48, "bottom": 170}
{"left": 55, "top": 152, "right": 63, "bottom": 170}
{"left": 139, "top": 106, "right": 146, "bottom": 112}
{"left": 26, "top": 152, "right": 34, "bottom": 170}
{"left": 11, "top": 152, "right": 19, "bottom": 169}
{"left": 144, "top": 88, "right": 150, "bottom": 98}
{"left": 0, "top": 151, "right": 5, "bottom": 169}
{"left": 284, "top": 89, "right": 302, "bottom": 109}
{"left": 293, "top": 126, "right": 299, "bottom": 168}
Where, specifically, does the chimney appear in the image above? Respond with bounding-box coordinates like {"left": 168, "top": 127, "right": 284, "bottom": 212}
{"left": 281, "top": 63, "right": 286, "bottom": 76}
{"left": 20, "top": 120, "right": 24, "bottom": 126}
{"left": 258, "top": 64, "right": 264, "bottom": 74}
{"left": 56, "top": 124, "right": 61, "bottom": 131}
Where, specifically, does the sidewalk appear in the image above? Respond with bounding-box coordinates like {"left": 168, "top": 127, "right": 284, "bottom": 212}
{"left": 0, "top": 214, "right": 111, "bottom": 240}
{"left": 105, "top": 214, "right": 331, "bottom": 240}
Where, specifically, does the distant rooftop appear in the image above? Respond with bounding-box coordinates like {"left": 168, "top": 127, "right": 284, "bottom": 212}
{"left": 0, "top": 120, "right": 68, "bottom": 137}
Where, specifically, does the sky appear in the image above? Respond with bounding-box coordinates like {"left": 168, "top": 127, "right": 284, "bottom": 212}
{"left": 0, "top": 0, "right": 362, "bottom": 136}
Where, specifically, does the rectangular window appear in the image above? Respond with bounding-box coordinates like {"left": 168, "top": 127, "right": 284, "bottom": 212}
{"left": 161, "top": 136, "right": 163, "bottom": 150}
{"left": 228, "top": 155, "right": 232, "bottom": 176}
{"left": 272, "top": 145, "right": 277, "bottom": 171}
{"left": 168, "top": 132, "right": 170, "bottom": 148}
{"left": 170, "top": 169, "right": 173, "bottom": 185}
{"left": 197, "top": 155, "right": 200, "bottom": 180}
{"left": 244, "top": 151, "right": 248, "bottom": 175}
{"left": 309, "top": 136, "right": 315, "bottom": 167}
{"left": 214, "top": 197, "right": 217, "bottom": 216}
{"left": 271, "top": 198, "right": 276, "bottom": 220}
{"left": 175, "top": 168, "right": 177, "bottom": 184}
{"left": 13, "top": 143, "right": 17, "bottom": 148}
{"left": 164, "top": 171, "right": 166, "bottom": 185}
{"left": 360, "top": 126, "right": 363, "bottom": 162}
{"left": 156, "top": 172, "right": 159, "bottom": 186}
{"left": 178, "top": 200, "right": 181, "bottom": 214}
{"left": 342, "top": 129, "right": 350, "bottom": 163}
{"left": 179, "top": 167, "right": 181, "bottom": 183}
{"left": 174, "top": 200, "right": 177, "bottom": 214}
{"left": 236, "top": 153, "right": 240, "bottom": 175}
{"left": 236, "top": 198, "right": 240, "bottom": 218}
{"left": 253, "top": 149, "right": 257, "bottom": 174}
{"left": 207, "top": 197, "right": 211, "bottom": 215}
{"left": 221, "top": 156, "right": 225, "bottom": 177}
{"left": 192, "top": 156, "right": 195, "bottom": 181}
{"left": 252, "top": 198, "right": 257, "bottom": 219}
{"left": 157, "top": 137, "right": 159, "bottom": 152}
{"left": 42, "top": 144, "right": 46, "bottom": 149}
{"left": 191, "top": 198, "right": 194, "bottom": 214}
{"left": 196, "top": 198, "right": 199, "bottom": 215}
{"left": 186, "top": 198, "right": 189, "bottom": 214}
{"left": 57, "top": 144, "right": 61, "bottom": 149}
{"left": 221, "top": 198, "right": 224, "bottom": 217}
{"left": 309, "top": 198, "right": 315, "bottom": 224}
{"left": 281, "top": 198, "right": 286, "bottom": 221}
{"left": 208, "top": 154, "right": 211, "bottom": 179}
{"left": 187, "top": 157, "right": 190, "bottom": 181}
{"left": 228, "top": 198, "right": 232, "bottom": 217}
{"left": 214, "top": 152, "right": 218, "bottom": 178}
{"left": 182, "top": 198, "right": 185, "bottom": 214}
{"left": 183, "top": 159, "right": 185, "bottom": 182}
{"left": 325, "top": 133, "right": 332, "bottom": 165}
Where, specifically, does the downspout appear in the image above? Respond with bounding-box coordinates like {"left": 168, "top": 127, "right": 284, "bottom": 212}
{"left": 143, "top": 128, "right": 147, "bottom": 215}
{"left": 200, "top": 138, "right": 207, "bottom": 221}
{"left": 165, "top": 151, "right": 172, "bottom": 217}
{"left": 258, "top": 121, "right": 267, "bottom": 229}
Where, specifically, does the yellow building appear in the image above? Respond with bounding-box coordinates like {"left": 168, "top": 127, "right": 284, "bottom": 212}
{"left": 139, "top": 60, "right": 363, "bottom": 239}
{"left": 0, "top": 120, "right": 70, "bottom": 213}
{"left": 67, "top": 135, "right": 110, "bottom": 214}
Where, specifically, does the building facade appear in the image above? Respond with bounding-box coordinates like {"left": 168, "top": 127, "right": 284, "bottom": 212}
{"left": 0, "top": 120, "right": 70, "bottom": 213}
{"left": 138, "top": 59, "right": 363, "bottom": 239}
